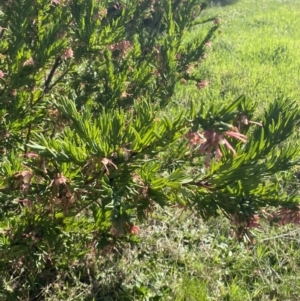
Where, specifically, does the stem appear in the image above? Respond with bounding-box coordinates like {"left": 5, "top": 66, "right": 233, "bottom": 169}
{"left": 24, "top": 124, "right": 32, "bottom": 156}
{"left": 44, "top": 56, "right": 63, "bottom": 92}
{"left": 47, "top": 66, "right": 71, "bottom": 91}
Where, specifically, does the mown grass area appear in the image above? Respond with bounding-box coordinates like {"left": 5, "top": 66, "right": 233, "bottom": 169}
{"left": 3, "top": 0, "right": 300, "bottom": 300}
{"left": 192, "top": 0, "right": 300, "bottom": 106}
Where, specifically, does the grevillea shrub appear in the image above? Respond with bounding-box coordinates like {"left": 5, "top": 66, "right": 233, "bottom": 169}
{"left": 0, "top": 0, "right": 300, "bottom": 295}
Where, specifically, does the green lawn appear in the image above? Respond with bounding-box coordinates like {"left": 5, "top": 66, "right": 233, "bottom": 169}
{"left": 195, "top": 0, "right": 300, "bottom": 107}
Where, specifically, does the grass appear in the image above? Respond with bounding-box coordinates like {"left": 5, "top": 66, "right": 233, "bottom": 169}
{"left": 193, "top": 0, "right": 300, "bottom": 107}
{"left": 2, "top": 0, "right": 300, "bottom": 300}
{"left": 14, "top": 209, "right": 300, "bottom": 300}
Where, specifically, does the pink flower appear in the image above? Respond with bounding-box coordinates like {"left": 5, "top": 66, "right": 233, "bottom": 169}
{"left": 23, "top": 57, "right": 35, "bottom": 67}
{"left": 108, "top": 40, "right": 132, "bottom": 57}
{"left": 225, "top": 130, "right": 247, "bottom": 144}
{"left": 130, "top": 225, "right": 139, "bottom": 235}
{"left": 19, "top": 152, "right": 39, "bottom": 159}
{"left": 14, "top": 170, "right": 33, "bottom": 193}
{"left": 51, "top": 0, "right": 60, "bottom": 5}
{"left": 275, "top": 207, "right": 300, "bottom": 225}
{"left": 247, "top": 214, "right": 260, "bottom": 229}
{"left": 93, "top": 9, "right": 108, "bottom": 20}
{"left": 63, "top": 48, "right": 74, "bottom": 59}
{"left": 239, "top": 115, "right": 263, "bottom": 128}
{"left": 0, "top": 70, "right": 5, "bottom": 78}
{"left": 186, "top": 131, "right": 205, "bottom": 146}
{"left": 196, "top": 80, "right": 209, "bottom": 89}
{"left": 187, "top": 128, "right": 247, "bottom": 166}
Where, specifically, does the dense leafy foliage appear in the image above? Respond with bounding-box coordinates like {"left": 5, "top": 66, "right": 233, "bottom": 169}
{"left": 0, "top": 0, "right": 300, "bottom": 298}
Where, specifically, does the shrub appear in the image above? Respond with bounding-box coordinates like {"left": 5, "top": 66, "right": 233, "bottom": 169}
{"left": 0, "top": 0, "right": 300, "bottom": 298}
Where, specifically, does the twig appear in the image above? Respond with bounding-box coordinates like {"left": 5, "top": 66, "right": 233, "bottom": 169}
{"left": 44, "top": 56, "right": 63, "bottom": 92}
{"left": 47, "top": 67, "right": 70, "bottom": 91}
{"left": 74, "top": 199, "right": 96, "bottom": 216}
{"left": 24, "top": 124, "right": 32, "bottom": 156}
{"left": 260, "top": 229, "right": 300, "bottom": 241}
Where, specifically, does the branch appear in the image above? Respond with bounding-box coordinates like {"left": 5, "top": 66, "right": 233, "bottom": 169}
{"left": 44, "top": 56, "right": 63, "bottom": 92}
{"left": 47, "top": 66, "right": 71, "bottom": 91}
